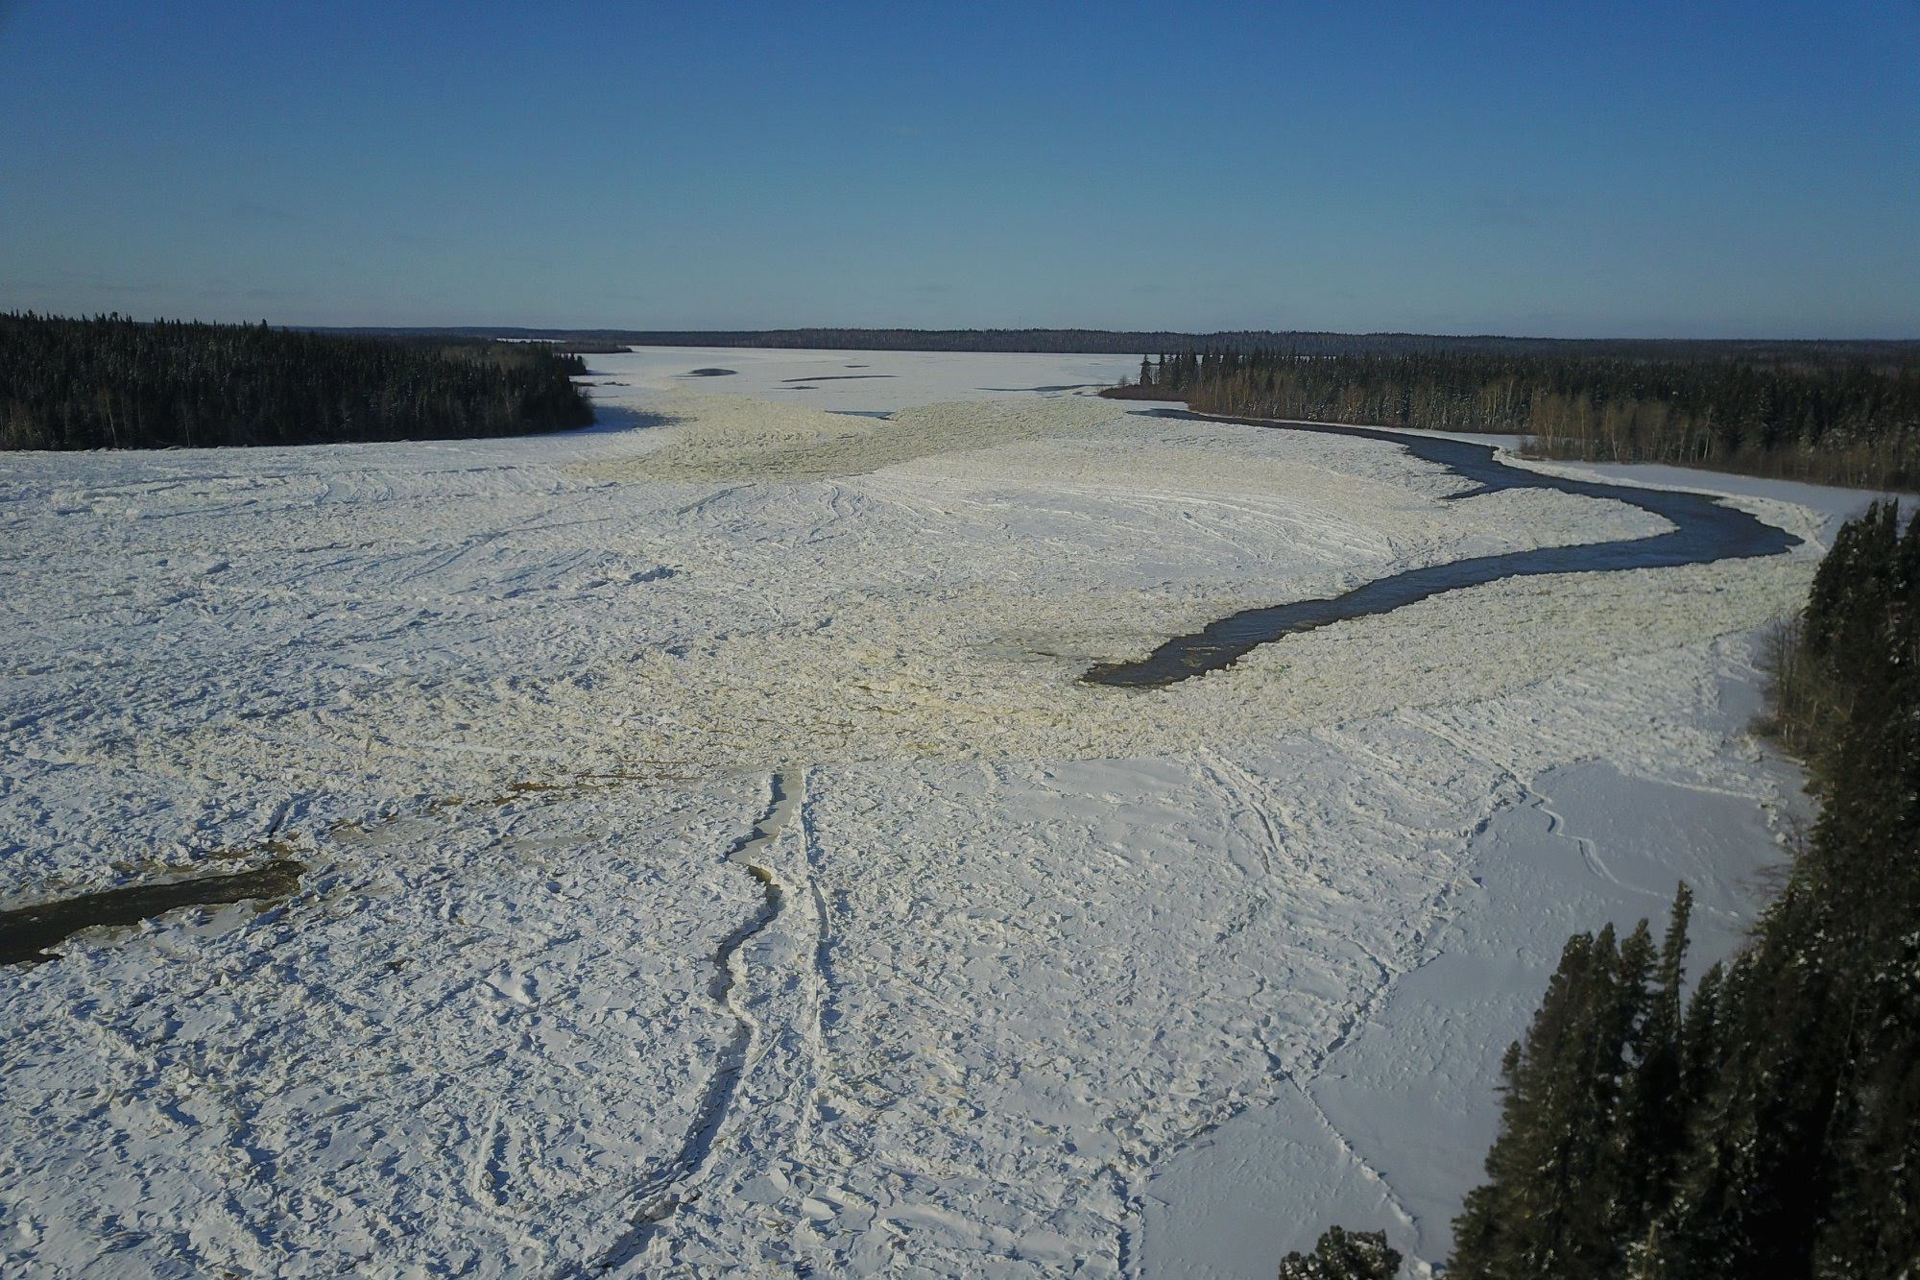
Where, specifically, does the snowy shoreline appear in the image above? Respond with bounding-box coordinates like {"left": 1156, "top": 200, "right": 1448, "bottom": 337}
{"left": 0, "top": 351, "right": 1868, "bottom": 1277}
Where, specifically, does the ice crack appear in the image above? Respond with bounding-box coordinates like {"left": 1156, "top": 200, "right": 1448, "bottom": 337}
{"left": 563, "top": 768, "right": 802, "bottom": 1277}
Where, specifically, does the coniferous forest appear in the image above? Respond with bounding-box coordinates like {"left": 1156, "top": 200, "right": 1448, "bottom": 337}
{"left": 1304, "top": 501, "right": 1920, "bottom": 1280}
{"left": 0, "top": 313, "right": 594, "bottom": 450}
{"left": 1120, "top": 349, "right": 1920, "bottom": 490}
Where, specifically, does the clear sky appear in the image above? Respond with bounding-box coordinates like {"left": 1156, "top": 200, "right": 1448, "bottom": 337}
{"left": 3, "top": 1, "right": 1916, "bottom": 336}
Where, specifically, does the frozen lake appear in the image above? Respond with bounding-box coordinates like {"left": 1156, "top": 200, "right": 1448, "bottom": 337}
{"left": 0, "top": 350, "right": 1865, "bottom": 1278}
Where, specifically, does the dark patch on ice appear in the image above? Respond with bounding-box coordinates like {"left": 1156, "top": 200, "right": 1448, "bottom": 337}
{"left": 779, "top": 374, "right": 896, "bottom": 383}
{"left": 832, "top": 410, "right": 894, "bottom": 420}
{"left": 978, "top": 383, "right": 1104, "bottom": 393}
{"left": 1, "top": 860, "right": 307, "bottom": 965}
{"left": 1084, "top": 410, "right": 1802, "bottom": 688}
{"left": 681, "top": 368, "right": 737, "bottom": 377}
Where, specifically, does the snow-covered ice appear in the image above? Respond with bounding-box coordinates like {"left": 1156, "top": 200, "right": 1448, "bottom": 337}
{"left": 0, "top": 350, "right": 1865, "bottom": 1277}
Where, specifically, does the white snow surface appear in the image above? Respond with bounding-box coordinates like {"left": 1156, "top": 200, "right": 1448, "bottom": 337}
{"left": 0, "top": 352, "right": 1847, "bottom": 1278}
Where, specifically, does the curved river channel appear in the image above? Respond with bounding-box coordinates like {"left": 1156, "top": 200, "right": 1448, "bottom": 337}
{"left": 1084, "top": 409, "right": 1802, "bottom": 688}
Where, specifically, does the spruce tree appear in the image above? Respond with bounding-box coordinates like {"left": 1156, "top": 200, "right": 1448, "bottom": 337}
{"left": 1610, "top": 887, "right": 1693, "bottom": 1247}
{"left": 1453, "top": 928, "right": 1627, "bottom": 1280}
{"left": 1811, "top": 930, "right": 1920, "bottom": 1279}
{"left": 1277, "top": 1226, "right": 1402, "bottom": 1280}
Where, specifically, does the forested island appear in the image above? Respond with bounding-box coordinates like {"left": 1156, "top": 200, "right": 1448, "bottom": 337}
{"left": 1292, "top": 501, "right": 1920, "bottom": 1280}
{"left": 0, "top": 313, "right": 594, "bottom": 450}
{"left": 1118, "top": 348, "right": 1920, "bottom": 489}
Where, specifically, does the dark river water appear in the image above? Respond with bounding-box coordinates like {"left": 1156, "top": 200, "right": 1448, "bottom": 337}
{"left": 1084, "top": 410, "right": 1801, "bottom": 688}
{"left": 1, "top": 860, "right": 306, "bottom": 965}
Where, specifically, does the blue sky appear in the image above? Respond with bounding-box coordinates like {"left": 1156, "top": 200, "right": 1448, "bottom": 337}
{"left": 3, "top": 1, "right": 1916, "bottom": 336}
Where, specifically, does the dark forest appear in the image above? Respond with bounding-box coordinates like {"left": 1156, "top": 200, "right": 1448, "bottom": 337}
{"left": 0, "top": 313, "right": 594, "bottom": 451}
{"left": 1119, "top": 348, "right": 1920, "bottom": 489}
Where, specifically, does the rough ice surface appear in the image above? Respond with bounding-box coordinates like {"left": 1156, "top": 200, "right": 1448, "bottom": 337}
{"left": 0, "top": 350, "right": 1854, "bottom": 1277}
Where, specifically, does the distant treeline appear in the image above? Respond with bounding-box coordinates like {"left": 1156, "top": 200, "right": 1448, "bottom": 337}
{"left": 1304, "top": 501, "right": 1920, "bottom": 1280}
{"left": 333, "top": 325, "right": 1920, "bottom": 363}
{"left": 1118, "top": 348, "right": 1920, "bottom": 489}
{"left": 529, "top": 340, "right": 631, "bottom": 355}
{"left": 0, "top": 313, "right": 594, "bottom": 451}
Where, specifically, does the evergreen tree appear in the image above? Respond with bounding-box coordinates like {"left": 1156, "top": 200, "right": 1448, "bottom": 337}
{"left": 1452, "top": 925, "right": 1645, "bottom": 1280}
{"left": 1277, "top": 1226, "right": 1402, "bottom": 1280}
{"left": 1811, "top": 929, "right": 1920, "bottom": 1279}
{"left": 1610, "top": 887, "right": 1693, "bottom": 1246}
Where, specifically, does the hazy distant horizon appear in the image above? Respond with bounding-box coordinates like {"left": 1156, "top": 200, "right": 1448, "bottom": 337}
{"left": 14, "top": 316, "right": 1920, "bottom": 345}
{"left": 301, "top": 323, "right": 1920, "bottom": 344}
